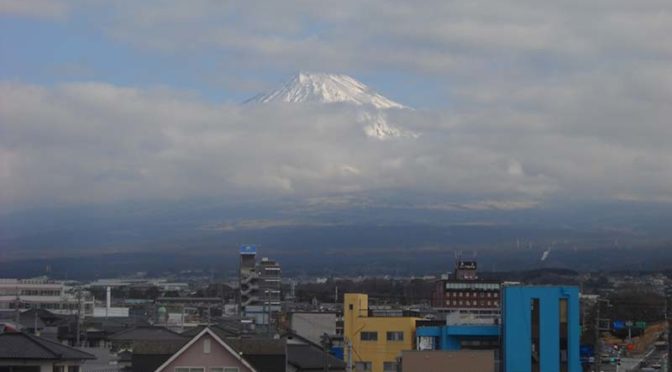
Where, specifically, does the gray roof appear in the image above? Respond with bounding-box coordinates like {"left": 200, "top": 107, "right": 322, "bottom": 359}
{"left": 109, "top": 326, "right": 186, "bottom": 342}
{"left": 0, "top": 332, "right": 95, "bottom": 360}
{"left": 287, "top": 344, "right": 346, "bottom": 371}
{"left": 182, "top": 324, "right": 240, "bottom": 339}
{"left": 132, "top": 340, "right": 187, "bottom": 355}
{"left": 225, "top": 337, "right": 286, "bottom": 355}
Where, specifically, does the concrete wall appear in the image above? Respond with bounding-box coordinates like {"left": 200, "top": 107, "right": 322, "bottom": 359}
{"left": 401, "top": 350, "right": 495, "bottom": 372}
{"left": 290, "top": 312, "right": 337, "bottom": 345}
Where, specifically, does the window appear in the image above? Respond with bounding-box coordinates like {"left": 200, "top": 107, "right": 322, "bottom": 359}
{"left": 204, "top": 339, "right": 211, "bottom": 354}
{"left": 383, "top": 361, "right": 398, "bottom": 371}
{"left": 53, "top": 367, "right": 65, "bottom": 372}
{"left": 386, "top": 331, "right": 404, "bottom": 341}
{"left": 211, "top": 369, "right": 238, "bottom": 372}
{"left": 360, "top": 331, "right": 378, "bottom": 341}
{"left": 67, "top": 367, "right": 79, "bottom": 372}
{"left": 355, "top": 362, "right": 372, "bottom": 371}
{"left": 224, "top": 369, "right": 239, "bottom": 372}
{"left": 176, "top": 369, "right": 204, "bottom": 372}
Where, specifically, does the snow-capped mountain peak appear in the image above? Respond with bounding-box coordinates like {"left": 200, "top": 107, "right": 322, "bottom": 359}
{"left": 247, "top": 72, "right": 408, "bottom": 109}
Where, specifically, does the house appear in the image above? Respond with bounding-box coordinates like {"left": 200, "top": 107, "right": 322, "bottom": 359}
{"left": 0, "top": 331, "right": 95, "bottom": 372}
{"left": 284, "top": 333, "right": 346, "bottom": 372}
{"left": 132, "top": 326, "right": 287, "bottom": 372}
{"left": 154, "top": 328, "right": 259, "bottom": 372}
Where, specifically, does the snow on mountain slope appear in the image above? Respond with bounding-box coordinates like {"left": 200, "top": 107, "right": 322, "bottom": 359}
{"left": 246, "top": 72, "right": 417, "bottom": 139}
{"left": 248, "top": 72, "right": 408, "bottom": 109}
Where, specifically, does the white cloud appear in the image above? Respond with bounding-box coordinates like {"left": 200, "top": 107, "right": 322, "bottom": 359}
{"left": 0, "top": 0, "right": 69, "bottom": 19}
{"left": 88, "top": 0, "right": 672, "bottom": 76}
{"left": 1, "top": 73, "right": 672, "bottom": 209}
{"left": 2, "top": 1, "right": 672, "bottom": 210}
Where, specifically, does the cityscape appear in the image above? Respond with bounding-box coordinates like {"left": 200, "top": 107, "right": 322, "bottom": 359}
{"left": 1, "top": 245, "right": 671, "bottom": 372}
{"left": 2, "top": 1, "right": 672, "bottom": 372}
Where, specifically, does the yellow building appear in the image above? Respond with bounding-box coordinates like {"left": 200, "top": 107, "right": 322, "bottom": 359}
{"left": 344, "top": 293, "right": 419, "bottom": 372}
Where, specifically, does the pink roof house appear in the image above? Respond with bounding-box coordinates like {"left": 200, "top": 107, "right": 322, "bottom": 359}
{"left": 154, "top": 328, "right": 257, "bottom": 372}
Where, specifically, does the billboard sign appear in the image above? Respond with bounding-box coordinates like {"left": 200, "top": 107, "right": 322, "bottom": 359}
{"left": 240, "top": 245, "right": 257, "bottom": 255}
{"left": 612, "top": 320, "right": 625, "bottom": 330}
{"left": 457, "top": 261, "right": 477, "bottom": 270}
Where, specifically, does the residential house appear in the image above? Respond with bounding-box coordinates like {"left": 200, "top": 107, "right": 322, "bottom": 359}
{"left": 0, "top": 331, "right": 95, "bottom": 372}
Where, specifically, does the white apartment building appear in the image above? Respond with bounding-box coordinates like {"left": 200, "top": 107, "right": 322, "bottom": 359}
{"left": 0, "top": 278, "right": 94, "bottom": 316}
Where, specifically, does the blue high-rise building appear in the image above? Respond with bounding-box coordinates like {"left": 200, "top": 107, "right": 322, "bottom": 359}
{"left": 502, "top": 286, "right": 581, "bottom": 372}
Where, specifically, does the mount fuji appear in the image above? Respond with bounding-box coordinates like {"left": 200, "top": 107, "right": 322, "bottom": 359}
{"left": 246, "top": 72, "right": 417, "bottom": 139}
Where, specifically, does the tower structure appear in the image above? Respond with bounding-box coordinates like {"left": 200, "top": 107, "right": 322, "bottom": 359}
{"left": 239, "top": 245, "right": 258, "bottom": 317}
{"left": 238, "top": 246, "right": 282, "bottom": 326}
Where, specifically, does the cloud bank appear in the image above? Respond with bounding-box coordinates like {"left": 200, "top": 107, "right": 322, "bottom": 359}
{"left": 1, "top": 75, "right": 671, "bottom": 210}
{"left": 2, "top": 1, "right": 672, "bottom": 210}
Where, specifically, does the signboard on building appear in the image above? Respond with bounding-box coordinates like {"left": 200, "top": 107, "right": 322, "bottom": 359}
{"left": 417, "top": 336, "right": 435, "bottom": 350}
{"left": 240, "top": 245, "right": 257, "bottom": 255}
{"left": 457, "top": 261, "right": 477, "bottom": 270}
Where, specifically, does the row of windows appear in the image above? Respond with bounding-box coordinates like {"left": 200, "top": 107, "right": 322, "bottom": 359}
{"left": 360, "top": 331, "right": 404, "bottom": 342}
{"left": 447, "top": 300, "right": 499, "bottom": 307}
{"left": 445, "top": 282, "right": 500, "bottom": 290}
{"left": 0, "top": 289, "right": 62, "bottom": 296}
{"left": 175, "top": 368, "right": 238, "bottom": 372}
{"left": 354, "top": 361, "right": 398, "bottom": 371}
{"left": 6, "top": 302, "right": 92, "bottom": 310}
{"left": 52, "top": 367, "right": 79, "bottom": 372}
{"left": 448, "top": 291, "right": 498, "bottom": 298}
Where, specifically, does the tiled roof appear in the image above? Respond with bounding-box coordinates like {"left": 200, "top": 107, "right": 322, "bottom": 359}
{"left": 108, "top": 326, "right": 186, "bottom": 341}
{"left": 182, "top": 324, "right": 239, "bottom": 339}
{"left": 225, "top": 337, "right": 286, "bottom": 355}
{"left": 132, "top": 340, "right": 188, "bottom": 355}
{"left": 287, "top": 344, "right": 346, "bottom": 370}
{"left": 0, "top": 332, "right": 95, "bottom": 360}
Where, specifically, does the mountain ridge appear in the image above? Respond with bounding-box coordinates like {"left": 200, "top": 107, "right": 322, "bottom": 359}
{"left": 246, "top": 72, "right": 409, "bottom": 110}
{"left": 245, "top": 72, "right": 416, "bottom": 140}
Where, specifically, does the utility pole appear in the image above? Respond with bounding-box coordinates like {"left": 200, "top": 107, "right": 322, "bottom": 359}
{"left": 346, "top": 338, "right": 353, "bottom": 372}
{"left": 34, "top": 309, "right": 38, "bottom": 336}
{"left": 666, "top": 289, "right": 672, "bottom": 372}
{"left": 594, "top": 301, "right": 601, "bottom": 372}
{"left": 266, "top": 289, "right": 271, "bottom": 336}
{"left": 321, "top": 333, "right": 330, "bottom": 372}
{"left": 75, "top": 286, "right": 81, "bottom": 347}
{"left": 14, "top": 286, "right": 20, "bottom": 326}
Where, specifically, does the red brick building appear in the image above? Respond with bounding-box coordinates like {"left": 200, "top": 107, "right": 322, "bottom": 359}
{"left": 432, "top": 261, "right": 501, "bottom": 310}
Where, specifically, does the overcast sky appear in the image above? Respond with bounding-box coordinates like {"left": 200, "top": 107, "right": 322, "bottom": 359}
{"left": 1, "top": 0, "right": 671, "bottom": 211}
